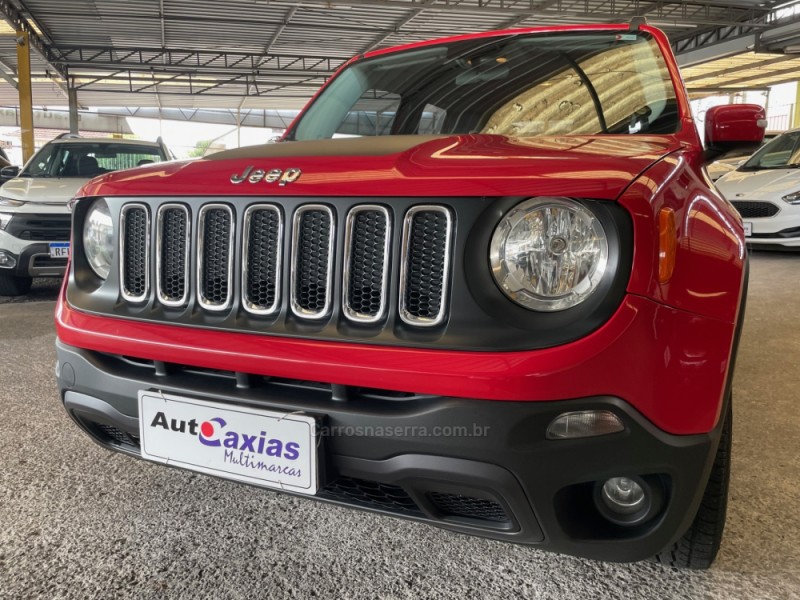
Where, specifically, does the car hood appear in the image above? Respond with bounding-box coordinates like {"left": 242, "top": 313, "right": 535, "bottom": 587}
{"left": 716, "top": 168, "right": 800, "bottom": 201}
{"left": 0, "top": 176, "right": 90, "bottom": 204}
{"left": 79, "top": 134, "right": 681, "bottom": 200}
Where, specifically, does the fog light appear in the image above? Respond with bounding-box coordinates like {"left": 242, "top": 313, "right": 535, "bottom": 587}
{"left": 546, "top": 410, "right": 624, "bottom": 439}
{"left": 0, "top": 250, "right": 16, "bottom": 268}
{"left": 601, "top": 477, "right": 646, "bottom": 515}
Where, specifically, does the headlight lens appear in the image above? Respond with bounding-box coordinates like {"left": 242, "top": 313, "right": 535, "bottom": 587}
{"left": 0, "top": 197, "right": 24, "bottom": 207}
{"left": 0, "top": 211, "right": 11, "bottom": 230}
{"left": 490, "top": 197, "right": 608, "bottom": 311}
{"left": 83, "top": 198, "right": 113, "bottom": 279}
{"left": 782, "top": 191, "right": 800, "bottom": 205}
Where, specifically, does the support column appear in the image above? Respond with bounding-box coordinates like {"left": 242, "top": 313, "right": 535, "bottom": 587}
{"left": 15, "top": 30, "right": 34, "bottom": 163}
{"left": 68, "top": 86, "right": 79, "bottom": 134}
{"left": 792, "top": 82, "right": 800, "bottom": 129}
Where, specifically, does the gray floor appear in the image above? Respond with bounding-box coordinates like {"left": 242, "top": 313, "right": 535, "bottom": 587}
{"left": 1, "top": 255, "right": 799, "bottom": 600}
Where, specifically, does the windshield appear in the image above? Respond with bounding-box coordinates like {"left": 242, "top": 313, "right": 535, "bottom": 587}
{"left": 740, "top": 131, "right": 800, "bottom": 171}
{"left": 290, "top": 31, "right": 678, "bottom": 141}
{"left": 21, "top": 142, "right": 166, "bottom": 178}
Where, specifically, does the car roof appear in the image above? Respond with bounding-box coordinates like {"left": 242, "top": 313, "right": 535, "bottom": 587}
{"left": 48, "top": 137, "right": 161, "bottom": 147}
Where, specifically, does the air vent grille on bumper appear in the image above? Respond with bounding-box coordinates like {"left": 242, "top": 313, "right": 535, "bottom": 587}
{"left": 730, "top": 201, "right": 780, "bottom": 219}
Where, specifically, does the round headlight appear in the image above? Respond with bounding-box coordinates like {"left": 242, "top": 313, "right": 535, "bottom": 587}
{"left": 83, "top": 198, "right": 113, "bottom": 279}
{"left": 490, "top": 197, "right": 608, "bottom": 312}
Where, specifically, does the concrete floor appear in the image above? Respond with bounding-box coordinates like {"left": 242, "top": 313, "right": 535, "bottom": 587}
{"left": 1, "top": 254, "right": 799, "bottom": 599}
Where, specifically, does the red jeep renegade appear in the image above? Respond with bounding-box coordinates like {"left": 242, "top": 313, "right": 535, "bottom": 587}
{"left": 56, "top": 23, "right": 765, "bottom": 569}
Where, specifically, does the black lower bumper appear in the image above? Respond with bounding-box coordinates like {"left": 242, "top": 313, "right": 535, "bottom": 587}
{"left": 2, "top": 243, "right": 68, "bottom": 277}
{"left": 56, "top": 340, "right": 723, "bottom": 563}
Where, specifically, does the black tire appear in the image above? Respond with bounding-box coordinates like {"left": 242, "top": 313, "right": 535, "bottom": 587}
{"left": 654, "top": 401, "right": 732, "bottom": 569}
{"left": 0, "top": 273, "right": 33, "bottom": 296}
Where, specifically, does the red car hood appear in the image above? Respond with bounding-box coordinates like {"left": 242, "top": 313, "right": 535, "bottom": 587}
{"left": 80, "top": 134, "right": 680, "bottom": 200}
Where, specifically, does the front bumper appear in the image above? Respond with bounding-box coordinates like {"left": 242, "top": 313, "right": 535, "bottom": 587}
{"left": 0, "top": 229, "right": 68, "bottom": 277}
{"left": 56, "top": 339, "right": 722, "bottom": 563}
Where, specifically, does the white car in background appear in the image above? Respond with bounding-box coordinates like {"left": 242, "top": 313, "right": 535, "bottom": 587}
{"left": 0, "top": 135, "right": 171, "bottom": 295}
{"left": 716, "top": 128, "right": 800, "bottom": 249}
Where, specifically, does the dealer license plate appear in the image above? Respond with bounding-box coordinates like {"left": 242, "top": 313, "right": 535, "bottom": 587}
{"left": 49, "top": 242, "right": 70, "bottom": 258}
{"left": 743, "top": 222, "right": 752, "bottom": 237}
{"left": 138, "top": 391, "right": 318, "bottom": 495}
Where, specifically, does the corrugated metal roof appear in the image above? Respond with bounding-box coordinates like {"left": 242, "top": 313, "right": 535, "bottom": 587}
{"left": 0, "top": 0, "right": 790, "bottom": 110}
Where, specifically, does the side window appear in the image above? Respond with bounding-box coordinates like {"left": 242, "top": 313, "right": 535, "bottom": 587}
{"left": 417, "top": 104, "right": 447, "bottom": 134}
{"left": 334, "top": 90, "right": 400, "bottom": 137}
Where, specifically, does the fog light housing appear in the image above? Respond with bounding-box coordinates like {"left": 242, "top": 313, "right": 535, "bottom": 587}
{"left": 594, "top": 475, "right": 664, "bottom": 526}
{"left": 0, "top": 250, "right": 16, "bottom": 268}
{"left": 546, "top": 410, "right": 624, "bottom": 439}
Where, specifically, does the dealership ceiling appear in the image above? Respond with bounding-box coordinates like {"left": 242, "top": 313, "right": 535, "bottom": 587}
{"left": 1, "top": 0, "right": 800, "bottom": 111}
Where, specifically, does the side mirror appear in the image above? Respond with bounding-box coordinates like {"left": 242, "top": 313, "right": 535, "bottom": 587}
{"left": 704, "top": 104, "right": 766, "bottom": 162}
{"left": 0, "top": 165, "right": 20, "bottom": 179}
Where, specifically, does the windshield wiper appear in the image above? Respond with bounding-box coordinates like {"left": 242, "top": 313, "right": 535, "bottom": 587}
{"left": 740, "top": 165, "right": 799, "bottom": 171}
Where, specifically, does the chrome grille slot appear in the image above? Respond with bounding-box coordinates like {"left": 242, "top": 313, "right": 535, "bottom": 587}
{"left": 291, "top": 205, "right": 334, "bottom": 320}
{"left": 243, "top": 204, "right": 283, "bottom": 315}
{"left": 119, "top": 204, "right": 150, "bottom": 302}
{"left": 156, "top": 204, "right": 190, "bottom": 307}
{"left": 343, "top": 205, "right": 390, "bottom": 323}
{"left": 198, "top": 204, "right": 234, "bottom": 311}
{"left": 399, "top": 205, "right": 452, "bottom": 327}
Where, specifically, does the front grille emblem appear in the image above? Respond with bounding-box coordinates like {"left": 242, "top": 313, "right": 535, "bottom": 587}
{"left": 230, "top": 166, "right": 302, "bottom": 186}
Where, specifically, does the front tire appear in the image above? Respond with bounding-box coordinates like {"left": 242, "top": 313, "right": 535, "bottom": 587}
{"left": 654, "top": 401, "right": 732, "bottom": 569}
{"left": 0, "top": 273, "right": 33, "bottom": 296}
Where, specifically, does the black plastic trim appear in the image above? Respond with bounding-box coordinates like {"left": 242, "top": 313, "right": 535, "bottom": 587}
{"left": 464, "top": 197, "right": 633, "bottom": 340}
{"left": 57, "top": 340, "right": 720, "bottom": 563}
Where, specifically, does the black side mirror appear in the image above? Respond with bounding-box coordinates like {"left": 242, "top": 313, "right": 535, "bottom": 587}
{"left": 0, "top": 165, "right": 20, "bottom": 179}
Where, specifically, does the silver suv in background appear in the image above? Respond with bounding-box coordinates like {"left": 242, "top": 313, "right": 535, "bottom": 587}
{"left": 0, "top": 135, "right": 171, "bottom": 295}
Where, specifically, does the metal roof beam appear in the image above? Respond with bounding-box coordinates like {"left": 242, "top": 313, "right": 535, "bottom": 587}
{"left": 51, "top": 47, "right": 342, "bottom": 77}
{"left": 683, "top": 53, "right": 798, "bottom": 82}
{"left": 0, "top": 0, "right": 67, "bottom": 79}
{"left": 693, "top": 60, "right": 800, "bottom": 88}
{"left": 30, "top": 3, "right": 765, "bottom": 29}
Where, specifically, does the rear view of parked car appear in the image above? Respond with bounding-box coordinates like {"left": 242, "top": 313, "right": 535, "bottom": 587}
{"left": 716, "top": 128, "right": 800, "bottom": 249}
{"left": 0, "top": 135, "right": 171, "bottom": 295}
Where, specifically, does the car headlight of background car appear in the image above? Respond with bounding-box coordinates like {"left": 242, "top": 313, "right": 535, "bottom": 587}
{"left": 782, "top": 191, "right": 800, "bottom": 205}
{"left": 83, "top": 198, "right": 113, "bottom": 279}
{"left": 0, "top": 211, "right": 12, "bottom": 230}
{"left": 490, "top": 197, "right": 609, "bottom": 311}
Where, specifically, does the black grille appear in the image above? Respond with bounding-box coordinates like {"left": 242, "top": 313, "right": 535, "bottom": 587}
{"left": 7, "top": 214, "right": 71, "bottom": 241}
{"left": 32, "top": 256, "right": 68, "bottom": 267}
{"left": 158, "top": 206, "right": 188, "bottom": 304}
{"left": 318, "top": 477, "right": 423, "bottom": 517}
{"left": 199, "top": 206, "right": 233, "bottom": 308}
{"left": 121, "top": 206, "right": 148, "bottom": 300}
{"left": 345, "top": 207, "right": 389, "bottom": 321}
{"left": 117, "top": 200, "right": 455, "bottom": 331}
{"left": 244, "top": 206, "right": 281, "bottom": 313}
{"left": 94, "top": 423, "right": 140, "bottom": 448}
{"left": 730, "top": 201, "right": 780, "bottom": 218}
{"left": 401, "top": 207, "right": 451, "bottom": 325}
{"left": 428, "top": 492, "right": 509, "bottom": 523}
{"left": 292, "top": 207, "right": 333, "bottom": 317}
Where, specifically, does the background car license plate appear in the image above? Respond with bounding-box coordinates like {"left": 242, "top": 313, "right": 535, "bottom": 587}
{"left": 49, "top": 242, "right": 70, "bottom": 258}
{"left": 138, "top": 391, "right": 318, "bottom": 494}
{"left": 743, "top": 222, "right": 752, "bottom": 236}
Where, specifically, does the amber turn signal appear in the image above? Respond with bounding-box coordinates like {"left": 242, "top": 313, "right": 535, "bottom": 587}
{"left": 658, "top": 207, "right": 677, "bottom": 283}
